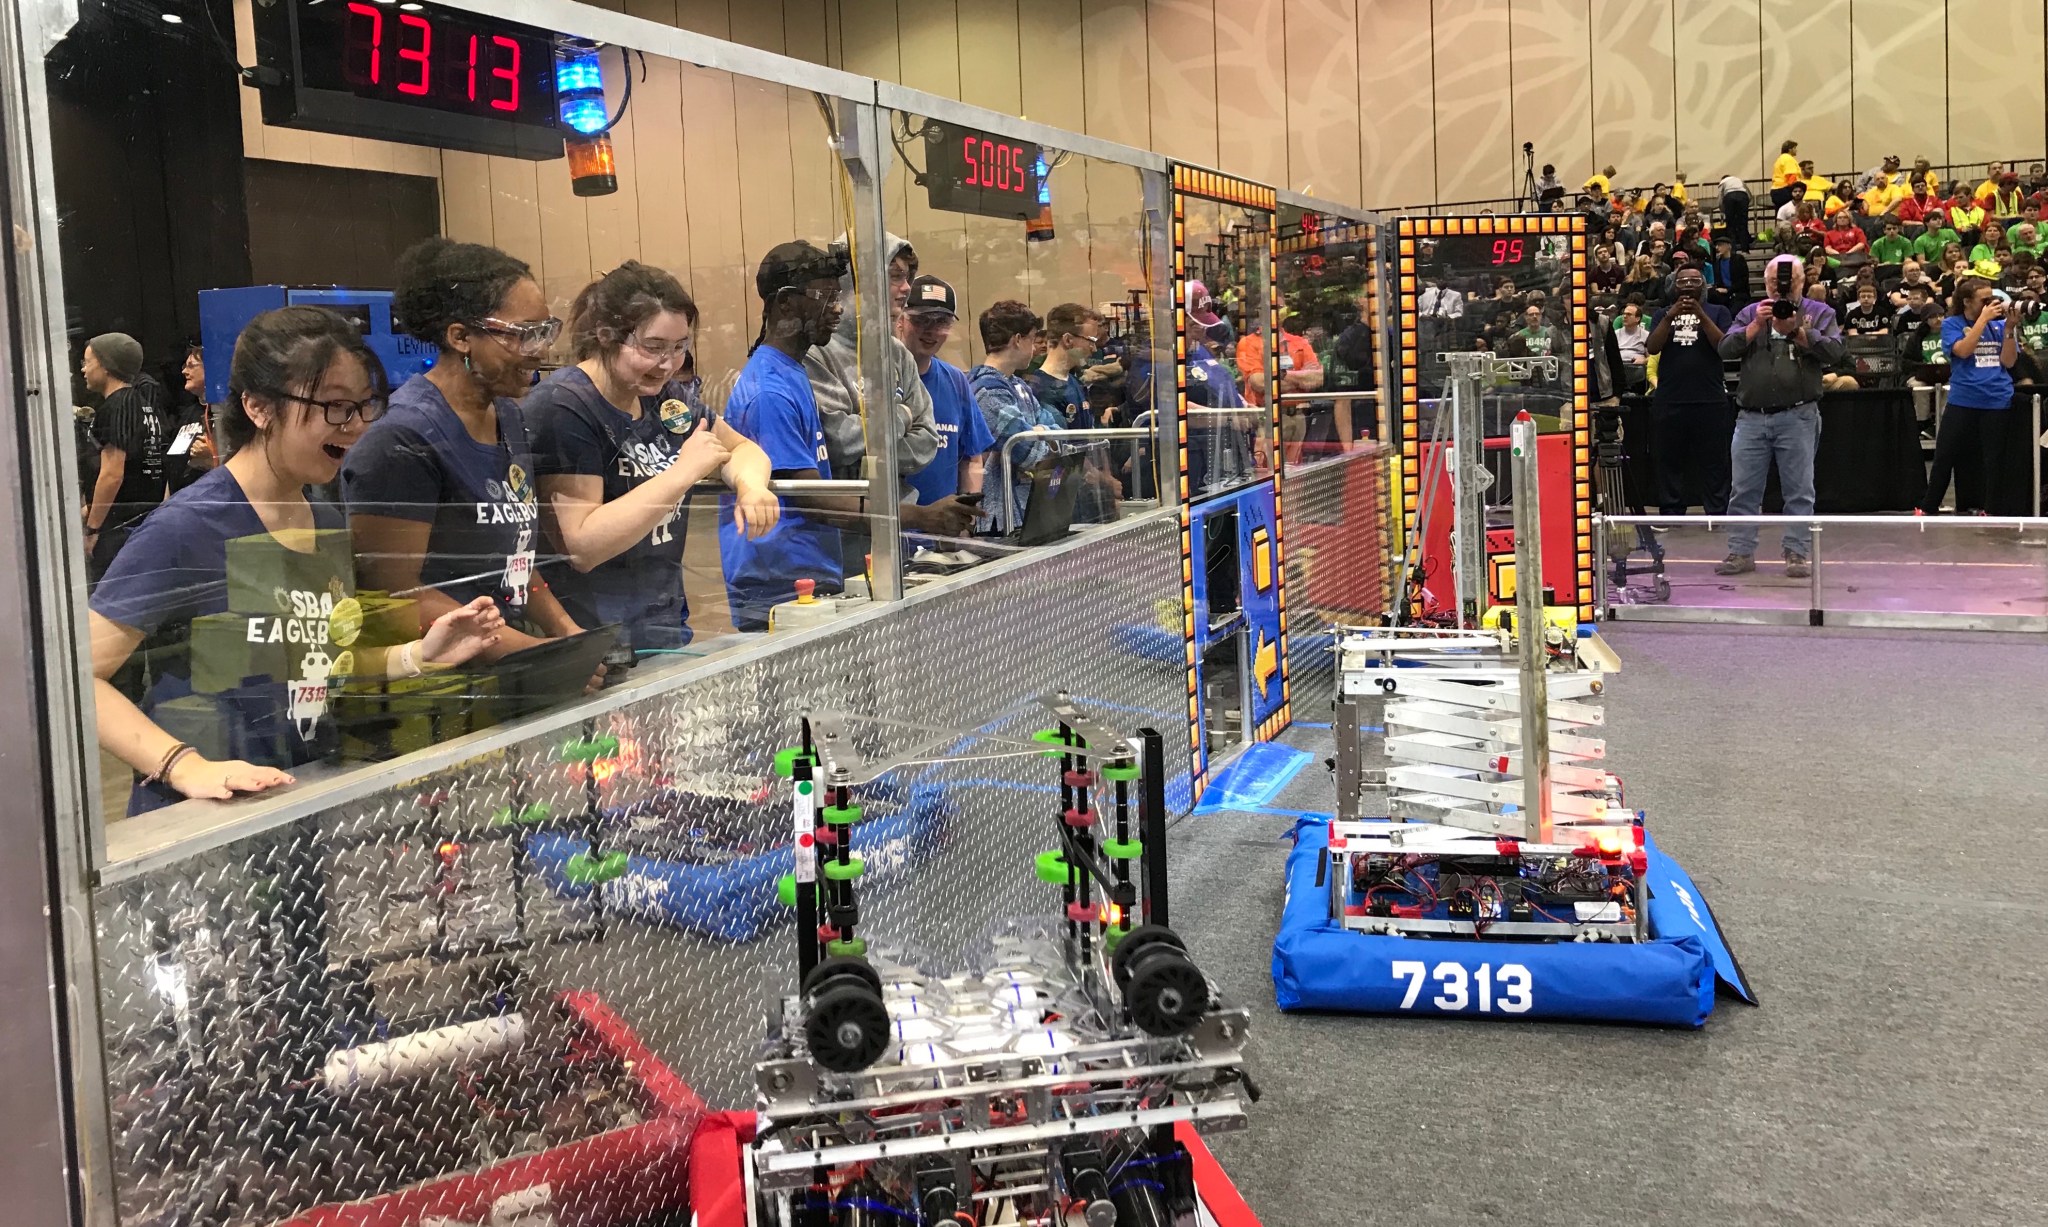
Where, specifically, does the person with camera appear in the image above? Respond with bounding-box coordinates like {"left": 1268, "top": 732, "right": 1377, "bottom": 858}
{"left": 1713, "top": 254, "right": 1845, "bottom": 578}
{"left": 1920, "top": 277, "right": 2019, "bottom": 516}
{"left": 1647, "top": 267, "right": 1736, "bottom": 518}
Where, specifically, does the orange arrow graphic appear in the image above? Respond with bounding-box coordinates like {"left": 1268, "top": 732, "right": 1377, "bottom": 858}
{"left": 1251, "top": 527, "right": 1273, "bottom": 592}
{"left": 1254, "top": 631, "right": 1278, "bottom": 694}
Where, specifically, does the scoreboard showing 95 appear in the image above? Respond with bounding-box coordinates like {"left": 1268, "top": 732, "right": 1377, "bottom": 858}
{"left": 924, "top": 120, "right": 1048, "bottom": 220}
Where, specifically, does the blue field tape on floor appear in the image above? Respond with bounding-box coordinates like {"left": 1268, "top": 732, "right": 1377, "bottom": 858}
{"left": 1194, "top": 743, "right": 1314, "bottom": 813}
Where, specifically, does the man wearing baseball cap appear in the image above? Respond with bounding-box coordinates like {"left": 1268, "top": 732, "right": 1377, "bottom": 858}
{"left": 81, "top": 331, "right": 169, "bottom": 582}
{"left": 900, "top": 275, "right": 994, "bottom": 507}
{"left": 719, "top": 240, "right": 854, "bottom": 630}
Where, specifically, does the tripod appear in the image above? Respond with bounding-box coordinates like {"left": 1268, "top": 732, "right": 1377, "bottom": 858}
{"left": 1517, "top": 142, "right": 1538, "bottom": 211}
{"left": 1593, "top": 401, "right": 1668, "bottom": 604}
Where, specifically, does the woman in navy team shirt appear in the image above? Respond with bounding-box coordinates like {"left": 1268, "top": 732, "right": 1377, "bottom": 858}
{"left": 525, "top": 262, "right": 779, "bottom": 652}
{"left": 343, "top": 238, "right": 585, "bottom": 656}
{"left": 1922, "top": 276, "right": 2020, "bottom": 514}
{"left": 89, "top": 308, "right": 502, "bottom": 814}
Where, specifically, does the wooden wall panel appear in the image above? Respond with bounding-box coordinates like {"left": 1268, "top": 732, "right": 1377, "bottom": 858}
{"left": 1146, "top": 0, "right": 1218, "bottom": 169}
{"left": 1430, "top": 0, "right": 1514, "bottom": 203}
{"left": 1674, "top": 0, "right": 1763, "bottom": 184}
{"left": 1021, "top": 0, "right": 1095, "bottom": 317}
{"left": 439, "top": 152, "right": 496, "bottom": 247}
{"left": 1213, "top": 0, "right": 1287, "bottom": 188}
{"left": 1082, "top": 0, "right": 1152, "bottom": 150}
{"left": 1945, "top": 0, "right": 2044, "bottom": 166}
{"left": 1851, "top": 0, "right": 1947, "bottom": 170}
{"left": 1509, "top": 0, "right": 1594, "bottom": 197}
{"left": 891, "top": 0, "right": 967, "bottom": 365}
{"left": 1356, "top": 0, "right": 1438, "bottom": 209}
{"left": 1761, "top": 0, "right": 1852, "bottom": 177}
{"left": 486, "top": 159, "right": 548, "bottom": 297}
{"left": 1590, "top": 0, "right": 1676, "bottom": 184}
{"left": 1281, "top": 0, "right": 1361, "bottom": 207}
{"left": 954, "top": 0, "right": 1027, "bottom": 376}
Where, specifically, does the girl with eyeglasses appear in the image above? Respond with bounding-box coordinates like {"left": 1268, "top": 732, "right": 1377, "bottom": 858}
{"left": 524, "top": 262, "right": 779, "bottom": 653}
{"left": 88, "top": 307, "right": 504, "bottom": 813}
{"left": 344, "top": 237, "right": 586, "bottom": 662}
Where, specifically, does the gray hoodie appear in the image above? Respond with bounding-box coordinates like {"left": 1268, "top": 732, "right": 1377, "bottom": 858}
{"left": 804, "top": 232, "right": 939, "bottom": 481}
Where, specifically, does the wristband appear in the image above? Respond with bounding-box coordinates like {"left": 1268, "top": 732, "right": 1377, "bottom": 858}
{"left": 147, "top": 742, "right": 194, "bottom": 785}
{"left": 398, "top": 640, "right": 424, "bottom": 678}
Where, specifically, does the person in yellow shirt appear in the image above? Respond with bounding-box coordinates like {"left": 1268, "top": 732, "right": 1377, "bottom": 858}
{"left": 1910, "top": 157, "right": 1940, "bottom": 195}
{"left": 1584, "top": 164, "right": 1616, "bottom": 197}
{"left": 1771, "top": 139, "right": 1801, "bottom": 206}
{"left": 1861, "top": 176, "right": 1907, "bottom": 218}
{"left": 1670, "top": 173, "right": 1690, "bottom": 206}
{"left": 1974, "top": 162, "right": 2006, "bottom": 207}
{"left": 1798, "top": 160, "right": 1834, "bottom": 202}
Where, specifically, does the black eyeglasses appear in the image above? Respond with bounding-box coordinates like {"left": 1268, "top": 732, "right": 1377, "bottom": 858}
{"left": 277, "top": 392, "right": 387, "bottom": 426}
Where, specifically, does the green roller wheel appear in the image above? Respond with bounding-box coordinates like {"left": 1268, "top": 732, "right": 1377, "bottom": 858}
{"left": 1100, "top": 762, "right": 1141, "bottom": 782}
{"left": 826, "top": 937, "right": 868, "bottom": 957}
{"left": 1104, "top": 923, "right": 1134, "bottom": 952}
{"left": 821, "top": 803, "right": 864, "bottom": 826}
{"left": 823, "top": 856, "right": 867, "bottom": 882}
{"left": 564, "top": 850, "right": 630, "bottom": 885}
{"left": 561, "top": 735, "right": 621, "bottom": 763}
{"left": 776, "top": 873, "right": 801, "bottom": 907}
{"left": 1103, "top": 838, "right": 1144, "bottom": 860}
{"left": 772, "top": 746, "right": 814, "bottom": 778}
{"left": 1035, "top": 849, "right": 1072, "bottom": 885}
{"left": 490, "top": 801, "right": 552, "bottom": 827}
{"left": 1032, "top": 728, "right": 1083, "bottom": 757}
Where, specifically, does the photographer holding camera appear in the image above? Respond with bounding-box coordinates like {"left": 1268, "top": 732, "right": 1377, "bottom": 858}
{"left": 1713, "top": 253, "right": 1845, "bottom": 578}
{"left": 1920, "top": 277, "right": 2020, "bottom": 515}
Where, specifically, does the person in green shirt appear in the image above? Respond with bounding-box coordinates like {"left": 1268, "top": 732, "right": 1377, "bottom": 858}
{"left": 1913, "top": 214, "right": 1960, "bottom": 264}
{"left": 1869, "top": 218, "right": 1913, "bottom": 265}
{"left": 2011, "top": 222, "right": 2048, "bottom": 259}
{"left": 1969, "top": 220, "right": 2006, "bottom": 265}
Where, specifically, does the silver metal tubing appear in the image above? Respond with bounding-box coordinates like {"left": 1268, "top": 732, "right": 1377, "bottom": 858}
{"left": 1808, "top": 523, "right": 1824, "bottom": 615}
{"left": 2034, "top": 394, "right": 2042, "bottom": 519}
{"left": 766, "top": 479, "right": 873, "bottom": 495}
{"left": 1277, "top": 390, "right": 1378, "bottom": 403}
{"left": 1508, "top": 414, "right": 1552, "bottom": 842}
{"left": 997, "top": 428, "right": 1151, "bottom": 533}
{"left": 1605, "top": 513, "right": 2048, "bottom": 528}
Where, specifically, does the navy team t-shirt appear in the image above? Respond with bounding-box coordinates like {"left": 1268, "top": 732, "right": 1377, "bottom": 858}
{"left": 721, "top": 345, "right": 840, "bottom": 630}
{"left": 527, "top": 366, "right": 704, "bottom": 650}
{"left": 908, "top": 357, "right": 995, "bottom": 504}
{"left": 341, "top": 374, "right": 542, "bottom": 622}
{"left": 91, "top": 466, "right": 345, "bottom": 815}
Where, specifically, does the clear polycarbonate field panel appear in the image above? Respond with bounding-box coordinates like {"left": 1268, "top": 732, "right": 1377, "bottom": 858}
{"left": 1282, "top": 445, "right": 1395, "bottom": 716}
{"left": 1814, "top": 519, "right": 2048, "bottom": 621}
{"left": 90, "top": 512, "right": 1189, "bottom": 1226}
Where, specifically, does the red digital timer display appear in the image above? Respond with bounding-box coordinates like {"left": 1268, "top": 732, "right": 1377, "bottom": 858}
{"left": 926, "top": 121, "right": 1045, "bottom": 220}
{"left": 297, "top": 0, "right": 558, "bottom": 128}
{"left": 1427, "top": 233, "right": 1540, "bottom": 269}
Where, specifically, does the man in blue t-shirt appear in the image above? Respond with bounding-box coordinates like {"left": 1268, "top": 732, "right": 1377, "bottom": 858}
{"left": 901, "top": 275, "right": 994, "bottom": 506}
{"left": 720, "top": 241, "right": 853, "bottom": 630}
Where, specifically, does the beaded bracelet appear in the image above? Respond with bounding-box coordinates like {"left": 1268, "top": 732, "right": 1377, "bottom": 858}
{"left": 147, "top": 742, "right": 195, "bottom": 785}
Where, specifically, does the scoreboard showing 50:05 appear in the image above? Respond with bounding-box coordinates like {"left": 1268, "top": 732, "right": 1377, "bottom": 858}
{"left": 923, "top": 120, "right": 1048, "bottom": 220}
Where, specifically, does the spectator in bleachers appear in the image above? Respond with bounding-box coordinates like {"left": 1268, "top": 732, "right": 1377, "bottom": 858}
{"left": 1824, "top": 211, "right": 1870, "bottom": 258}
{"left": 1633, "top": 220, "right": 1668, "bottom": 258}
{"left": 1897, "top": 179, "right": 1941, "bottom": 233}
{"left": 1622, "top": 254, "right": 1663, "bottom": 304}
{"left": 1709, "top": 234, "right": 1752, "bottom": 309}
{"left": 1584, "top": 164, "right": 1616, "bottom": 198}
{"left": 1803, "top": 248, "right": 1836, "bottom": 297}
{"left": 1718, "top": 172, "right": 1753, "bottom": 250}
{"left": 1987, "top": 173, "right": 2027, "bottom": 223}
{"left": 1910, "top": 157, "right": 1941, "bottom": 194}
{"left": 1911, "top": 211, "right": 1960, "bottom": 264}
{"left": 1842, "top": 283, "right": 1891, "bottom": 334}
{"left": 2026, "top": 163, "right": 2048, "bottom": 197}
{"left": 2013, "top": 223, "right": 2048, "bottom": 260}
{"left": 1771, "top": 140, "right": 1802, "bottom": 208}
{"left": 1795, "top": 202, "right": 1829, "bottom": 245}
{"left": 1894, "top": 281, "right": 1939, "bottom": 328}
{"left": 1969, "top": 220, "right": 2006, "bottom": 266}
{"left": 1972, "top": 163, "right": 2007, "bottom": 206}
{"left": 1799, "top": 160, "right": 1834, "bottom": 203}
{"left": 1947, "top": 192, "right": 1986, "bottom": 247}
{"left": 1614, "top": 302, "right": 1650, "bottom": 390}
{"left": 1860, "top": 168, "right": 1908, "bottom": 224}
{"left": 1775, "top": 181, "right": 1809, "bottom": 231}
{"left": 1870, "top": 218, "right": 1912, "bottom": 267}
{"left": 1855, "top": 155, "right": 1901, "bottom": 197}
{"left": 1590, "top": 246, "right": 1624, "bottom": 303}
{"left": 1509, "top": 304, "right": 1560, "bottom": 357}
{"left": 1891, "top": 259, "right": 1940, "bottom": 306}
{"left": 1935, "top": 241, "right": 1970, "bottom": 294}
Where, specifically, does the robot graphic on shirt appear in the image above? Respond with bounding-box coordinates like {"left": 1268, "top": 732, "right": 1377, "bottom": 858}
{"left": 497, "top": 464, "right": 539, "bottom": 606}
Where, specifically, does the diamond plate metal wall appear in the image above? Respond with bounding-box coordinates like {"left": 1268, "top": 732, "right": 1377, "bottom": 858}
{"left": 89, "top": 515, "right": 1189, "bottom": 1226}
{"left": 1283, "top": 446, "right": 1395, "bottom": 717}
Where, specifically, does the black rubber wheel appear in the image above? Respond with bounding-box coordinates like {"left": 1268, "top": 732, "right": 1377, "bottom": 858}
{"left": 802, "top": 954, "right": 883, "bottom": 999}
{"left": 1111, "top": 1177, "right": 1171, "bottom": 1227}
{"left": 1108, "top": 924, "right": 1186, "bottom": 992}
{"left": 803, "top": 981, "right": 891, "bottom": 1073}
{"left": 1124, "top": 946, "right": 1210, "bottom": 1037}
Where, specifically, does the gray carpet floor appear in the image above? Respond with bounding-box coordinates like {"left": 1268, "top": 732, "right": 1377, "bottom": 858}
{"left": 1171, "top": 623, "right": 2048, "bottom": 1227}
